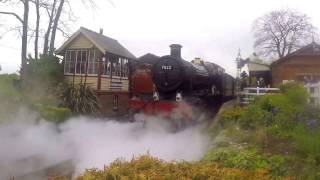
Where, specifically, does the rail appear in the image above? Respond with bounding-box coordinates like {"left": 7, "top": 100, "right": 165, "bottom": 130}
{"left": 239, "top": 87, "right": 280, "bottom": 104}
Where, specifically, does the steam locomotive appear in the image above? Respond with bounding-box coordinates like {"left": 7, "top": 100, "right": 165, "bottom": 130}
{"left": 129, "top": 44, "right": 235, "bottom": 126}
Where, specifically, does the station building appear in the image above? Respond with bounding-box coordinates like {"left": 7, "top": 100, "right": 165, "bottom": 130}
{"left": 271, "top": 42, "right": 320, "bottom": 87}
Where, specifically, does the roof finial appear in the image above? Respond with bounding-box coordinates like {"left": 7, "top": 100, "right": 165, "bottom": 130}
{"left": 237, "top": 48, "right": 241, "bottom": 58}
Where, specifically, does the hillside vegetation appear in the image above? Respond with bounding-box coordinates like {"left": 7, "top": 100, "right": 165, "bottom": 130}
{"left": 204, "top": 82, "right": 320, "bottom": 179}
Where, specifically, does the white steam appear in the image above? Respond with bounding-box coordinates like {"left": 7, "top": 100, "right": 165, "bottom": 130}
{"left": 0, "top": 110, "right": 209, "bottom": 178}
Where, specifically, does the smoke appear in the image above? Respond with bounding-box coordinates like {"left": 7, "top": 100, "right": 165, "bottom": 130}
{"left": 0, "top": 110, "right": 209, "bottom": 179}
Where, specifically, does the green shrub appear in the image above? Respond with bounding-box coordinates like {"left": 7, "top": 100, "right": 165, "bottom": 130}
{"left": 220, "top": 107, "right": 245, "bottom": 126}
{"left": 23, "top": 55, "right": 65, "bottom": 106}
{"left": 25, "top": 55, "right": 64, "bottom": 88}
{"left": 253, "top": 82, "right": 309, "bottom": 129}
{"left": 0, "top": 73, "right": 21, "bottom": 98}
{"left": 36, "top": 105, "right": 71, "bottom": 123}
{"left": 220, "top": 105, "right": 269, "bottom": 129}
{"left": 0, "top": 74, "right": 23, "bottom": 122}
{"left": 280, "top": 82, "right": 308, "bottom": 111}
{"left": 239, "top": 105, "right": 269, "bottom": 129}
{"left": 54, "top": 155, "right": 276, "bottom": 180}
{"left": 292, "top": 124, "right": 320, "bottom": 162}
{"left": 203, "top": 147, "right": 286, "bottom": 176}
{"left": 61, "top": 83, "right": 100, "bottom": 114}
{"left": 301, "top": 105, "right": 320, "bottom": 121}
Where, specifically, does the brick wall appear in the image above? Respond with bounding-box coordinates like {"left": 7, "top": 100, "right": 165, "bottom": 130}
{"left": 271, "top": 56, "right": 320, "bottom": 87}
{"left": 97, "top": 92, "right": 130, "bottom": 117}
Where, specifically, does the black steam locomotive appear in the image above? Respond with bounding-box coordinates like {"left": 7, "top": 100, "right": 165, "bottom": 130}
{"left": 129, "top": 44, "right": 235, "bottom": 126}
{"left": 152, "top": 44, "right": 235, "bottom": 102}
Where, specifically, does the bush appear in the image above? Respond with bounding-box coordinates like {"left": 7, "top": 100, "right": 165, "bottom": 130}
{"left": 279, "top": 82, "right": 308, "bottom": 112}
{"left": 255, "top": 95, "right": 296, "bottom": 128}
{"left": 0, "top": 74, "right": 23, "bottom": 122}
{"left": 213, "top": 82, "right": 317, "bottom": 179}
{"left": 251, "top": 82, "right": 308, "bottom": 129}
{"left": 0, "top": 73, "right": 21, "bottom": 99}
{"left": 61, "top": 83, "right": 100, "bottom": 114}
{"left": 54, "top": 155, "right": 275, "bottom": 180}
{"left": 36, "top": 105, "right": 71, "bottom": 123}
{"left": 292, "top": 124, "right": 320, "bottom": 162}
{"left": 240, "top": 105, "right": 269, "bottom": 129}
{"left": 220, "top": 107, "right": 245, "bottom": 126}
{"left": 25, "top": 55, "right": 64, "bottom": 88}
{"left": 23, "top": 55, "right": 65, "bottom": 106}
{"left": 203, "top": 147, "right": 286, "bottom": 176}
{"left": 220, "top": 105, "right": 269, "bottom": 129}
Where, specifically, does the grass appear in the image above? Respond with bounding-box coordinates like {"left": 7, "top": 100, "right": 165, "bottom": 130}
{"left": 0, "top": 73, "right": 71, "bottom": 123}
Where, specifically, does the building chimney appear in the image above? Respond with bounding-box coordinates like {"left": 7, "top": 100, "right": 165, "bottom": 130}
{"left": 170, "top": 44, "right": 182, "bottom": 59}
{"left": 99, "top": 28, "right": 103, "bottom": 35}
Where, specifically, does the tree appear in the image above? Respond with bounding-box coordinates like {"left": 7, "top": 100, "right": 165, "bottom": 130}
{"left": 42, "top": 0, "right": 58, "bottom": 55}
{"left": 1, "top": 0, "right": 96, "bottom": 77}
{"left": 48, "top": 0, "right": 64, "bottom": 56}
{"left": 253, "top": 9, "right": 316, "bottom": 59}
{"left": 0, "top": 0, "right": 29, "bottom": 79}
{"left": 33, "top": 0, "right": 40, "bottom": 60}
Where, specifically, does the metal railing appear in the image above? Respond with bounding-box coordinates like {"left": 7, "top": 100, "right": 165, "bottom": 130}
{"left": 239, "top": 87, "right": 280, "bottom": 104}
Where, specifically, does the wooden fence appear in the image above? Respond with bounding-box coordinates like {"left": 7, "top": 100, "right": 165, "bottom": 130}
{"left": 239, "top": 87, "right": 280, "bottom": 104}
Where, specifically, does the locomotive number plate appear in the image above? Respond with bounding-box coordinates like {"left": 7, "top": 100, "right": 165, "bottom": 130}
{"left": 161, "top": 65, "right": 172, "bottom": 70}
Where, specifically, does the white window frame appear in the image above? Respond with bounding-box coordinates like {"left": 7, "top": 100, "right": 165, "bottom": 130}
{"left": 64, "top": 49, "right": 98, "bottom": 76}
{"left": 113, "top": 95, "right": 119, "bottom": 110}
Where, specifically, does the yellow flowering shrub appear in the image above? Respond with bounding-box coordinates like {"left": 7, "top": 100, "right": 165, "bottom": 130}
{"left": 53, "top": 155, "right": 289, "bottom": 180}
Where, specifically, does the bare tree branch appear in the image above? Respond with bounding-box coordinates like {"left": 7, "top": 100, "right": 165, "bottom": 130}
{"left": 252, "top": 9, "right": 316, "bottom": 59}
{"left": 49, "top": 0, "right": 64, "bottom": 55}
{"left": 57, "top": 26, "right": 70, "bottom": 38}
{"left": 43, "top": 0, "right": 57, "bottom": 55}
{"left": 0, "top": 11, "right": 23, "bottom": 24}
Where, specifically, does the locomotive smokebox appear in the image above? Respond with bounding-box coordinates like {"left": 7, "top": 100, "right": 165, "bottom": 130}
{"left": 170, "top": 44, "right": 182, "bottom": 59}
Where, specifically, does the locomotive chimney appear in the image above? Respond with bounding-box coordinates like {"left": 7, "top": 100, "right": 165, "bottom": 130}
{"left": 170, "top": 44, "right": 182, "bottom": 59}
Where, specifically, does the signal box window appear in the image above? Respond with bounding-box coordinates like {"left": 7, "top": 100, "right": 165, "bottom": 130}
{"left": 113, "top": 95, "right": 119, "bottom": 111}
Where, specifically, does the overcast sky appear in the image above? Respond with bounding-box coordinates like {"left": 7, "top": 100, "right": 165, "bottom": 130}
{"left": 0, "top": 0, "right": 319, "bottom": 76}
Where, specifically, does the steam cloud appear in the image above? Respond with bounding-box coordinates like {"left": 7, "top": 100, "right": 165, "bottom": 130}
{"left": 0, "top": 109, "right": 209, "bottom": 179}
